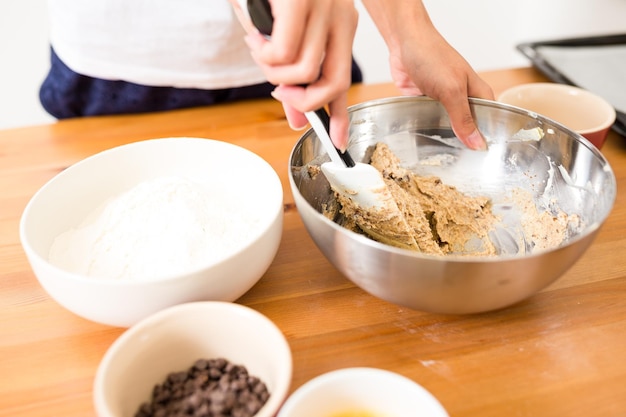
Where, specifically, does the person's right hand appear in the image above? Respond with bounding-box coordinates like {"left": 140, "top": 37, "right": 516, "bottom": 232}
{"left": 242, "top": 0, "right": 359, "bottom": 151}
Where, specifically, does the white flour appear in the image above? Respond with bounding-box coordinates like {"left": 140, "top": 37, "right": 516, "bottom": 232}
{"left": 49, "top": 176, "right": 261, "bottom": 280}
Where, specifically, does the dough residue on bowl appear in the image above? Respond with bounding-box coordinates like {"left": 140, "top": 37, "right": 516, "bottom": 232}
{"left": 326, "top": 142, "right": 579, "bottom": 257}
{"left": 510, "top": 188, "right": 581, "bottom": 253}
{"left": 334, "top": 143, "right": 498, "bottom": 256}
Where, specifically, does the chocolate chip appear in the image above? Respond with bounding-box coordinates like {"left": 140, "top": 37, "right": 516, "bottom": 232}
{"left": 135, "top": 358, "right": 269, "bottom": 417}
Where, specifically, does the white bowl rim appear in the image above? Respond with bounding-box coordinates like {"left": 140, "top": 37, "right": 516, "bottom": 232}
{"left": 277, "top": 367, "right": 448, "bottom": 417}
{"left": 19, "top": 137, "right": 284, "bottom": 286}
{"left": 497, "top": 82, "right": 617, "bottom": 133}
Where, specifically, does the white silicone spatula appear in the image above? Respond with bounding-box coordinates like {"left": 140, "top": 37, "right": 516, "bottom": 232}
{"left": 304, "top": 107, "right": 398, "bottom": 211}
{"left": 230, "top": 0, "right": 419, "bottom": 249}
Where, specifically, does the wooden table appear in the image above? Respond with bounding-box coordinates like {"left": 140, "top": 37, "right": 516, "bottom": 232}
{"left": 1, "top": 67, "right": 625, "bottom": 417}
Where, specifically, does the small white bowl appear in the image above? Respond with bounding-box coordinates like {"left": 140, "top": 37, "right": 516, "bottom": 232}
{"left": 278, "top": 368, "right": 448, "bottom": 417}
{"left": 94, "top": 301, "right": 292, "bottom": 417}
{"left": 498, "top": 82, "right": 616, "bottom": 149}
{"left": 20, "top": 137, "right": 283, "bottom": 327}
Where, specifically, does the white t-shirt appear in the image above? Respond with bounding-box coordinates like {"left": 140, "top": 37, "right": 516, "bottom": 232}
{"left": 47, "top": 0, "right": 268, "bottom": 89}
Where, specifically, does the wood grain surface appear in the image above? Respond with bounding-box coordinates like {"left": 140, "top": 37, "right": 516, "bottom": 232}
{"left": 1, "top": 67, "right": 625, "bottom": 417}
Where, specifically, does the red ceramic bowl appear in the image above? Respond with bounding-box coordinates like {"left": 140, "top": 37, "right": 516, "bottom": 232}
{"left": 498, "top": 83, "right": 616, "bottom": 149}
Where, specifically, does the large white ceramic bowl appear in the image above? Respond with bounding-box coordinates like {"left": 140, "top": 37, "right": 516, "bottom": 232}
{"left": 278, "top": 367, "right": 448, "bottom": 417}
{"left": 20, "top": 137, "right": 283, "bottom": 327}
{"left": 94, "top": 301, "right": 292, "bottom": 417}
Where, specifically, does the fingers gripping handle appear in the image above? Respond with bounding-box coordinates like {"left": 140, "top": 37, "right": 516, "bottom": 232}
{"left": 246, "top": 0, "right": 355, "bottom": 168}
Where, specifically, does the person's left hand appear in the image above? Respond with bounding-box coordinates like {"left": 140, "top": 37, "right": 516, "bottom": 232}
{"left": 388, "top": 29, "right": 494, "bottom": 150}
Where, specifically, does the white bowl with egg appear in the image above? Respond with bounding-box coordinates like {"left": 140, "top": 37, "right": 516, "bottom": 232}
{"left": 277, "top": 367, "right": 448, "bottom": 417}
{"left": 20, "top": 137, "right": 283, "bottom": 327}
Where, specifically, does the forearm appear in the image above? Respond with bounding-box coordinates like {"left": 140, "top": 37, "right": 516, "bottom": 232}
{"left": 361, "top": 0, "right": 493, "bottom": 150}
{"left": 361, "top": 0, "right": 438, "bottom": 52}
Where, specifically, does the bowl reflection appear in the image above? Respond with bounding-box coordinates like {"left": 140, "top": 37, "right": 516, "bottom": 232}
{"left": 289, "top": 96, "right": 615, "bottom": 314}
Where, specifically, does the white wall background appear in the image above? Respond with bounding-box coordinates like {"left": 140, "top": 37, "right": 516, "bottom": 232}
{"left": 1, "top": 0, "right": 625, "bottom": 130}
{"left": 0, "top": 0, "right": 54, "bottom": 129}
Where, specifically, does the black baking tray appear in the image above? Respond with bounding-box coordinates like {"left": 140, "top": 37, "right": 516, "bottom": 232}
{"left": 517, "top": 33, "right": 626, "bottom": 137}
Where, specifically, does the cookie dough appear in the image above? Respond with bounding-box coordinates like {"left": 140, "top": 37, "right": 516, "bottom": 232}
{"left": 510, "top": 188, "right": 581, "bottom": 253}
{"left": 336, "top": 143, "right": 498, "bottom": 255}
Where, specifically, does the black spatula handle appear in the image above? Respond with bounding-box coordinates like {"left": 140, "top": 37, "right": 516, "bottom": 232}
{"left": 246, "top": 0, "right": 355, "bottom": 168}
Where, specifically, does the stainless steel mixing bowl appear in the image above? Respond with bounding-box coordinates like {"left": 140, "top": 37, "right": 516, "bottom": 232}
{"left": 288, "top": 96, "right": 616, "bottom": 314}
